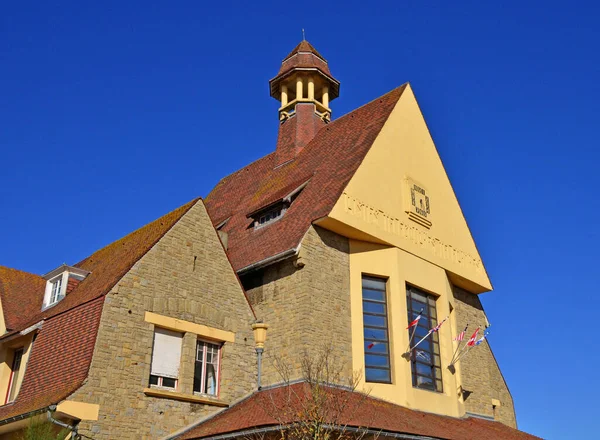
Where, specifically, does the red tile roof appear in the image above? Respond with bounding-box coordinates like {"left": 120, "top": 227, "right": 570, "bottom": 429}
{"left": 205, "top": 85, "right": 407, "bottom": 272}
{"left": 283, "top": 41, "right": 326, "bottom": 62}
{"left": 0, "top": 296, "right": 104, "bottom": 421}
{"left": 176, "top": 382, "right": 539, "bottom": 440}
{"left": 0, "top": 267, "right": 46, "bottom": 331}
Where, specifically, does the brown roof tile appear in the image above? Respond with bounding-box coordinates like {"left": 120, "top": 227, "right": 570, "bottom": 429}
{"left": 205, "top": 85, "right": 407, "bottom": 271}
{"left": 0, "top": 296, "right": 104, "bottom": 421}
{"left": 177, "top": 382, "right": 539, "bottom": 440}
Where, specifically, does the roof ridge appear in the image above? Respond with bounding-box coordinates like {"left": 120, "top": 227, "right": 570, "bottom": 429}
{"left": 0, "top": 265, "right": 44, "bottom": 279}
{"left": 75, "top": 197, "right": 201, "bottom": 267}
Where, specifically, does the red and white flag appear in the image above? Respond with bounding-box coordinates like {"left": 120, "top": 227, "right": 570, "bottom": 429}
{"left": 466, "top": 328, "right": 480, "bottom": 347}
{"left": 454, "top": 325, "right": 468, "bottom": 341}
{"left": 406, "top": 310, "right": 423, "bottom": 329}
{"left": 431, "top": 316, "right": 448, "bottom": 333}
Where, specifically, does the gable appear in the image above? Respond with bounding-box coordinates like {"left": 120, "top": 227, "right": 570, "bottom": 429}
{"left": 324, "top": 84, "right": 492, "bottom": 292}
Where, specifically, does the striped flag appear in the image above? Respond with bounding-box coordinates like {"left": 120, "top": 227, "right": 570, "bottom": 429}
{"left": 367, "top": 342, "right": 380, "bottom": 350}
{"left": 466, "top": 328, "right": 480, "bottom": 347}
{"left": 454, "top": 325, "right": 468, "bottom": 341}
{"left": 431, "top": 316, "right": 448, "bottom": 333}
{"left": 406, "top": 309, "right": 423, "bottom": 329}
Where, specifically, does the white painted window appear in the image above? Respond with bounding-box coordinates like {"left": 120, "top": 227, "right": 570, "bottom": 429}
{"left": 149, "top": 328, "right": 183, "bottom": 390}
{"left": 42, "top": 272, "right": 68, "bottom": 309}
{"left": 193, "top": 340, "right": 221, "bottom": 396}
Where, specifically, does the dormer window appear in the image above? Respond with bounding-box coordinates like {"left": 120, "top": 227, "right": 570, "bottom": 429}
{"left": 49, "top": 275, "right": 64, "bottom": 305}
{"left": 247, "top": 179, "right": 310, "bottom": 230}
{"left": 42, "top": 264, "right": 90, "bottom": 310}
{"left": 257, "top": 206, "right": 284, "bottom": 227}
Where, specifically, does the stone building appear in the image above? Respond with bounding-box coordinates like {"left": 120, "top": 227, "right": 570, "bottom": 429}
{"left": 0, "top": 41, "right": 537, "bottom": 439}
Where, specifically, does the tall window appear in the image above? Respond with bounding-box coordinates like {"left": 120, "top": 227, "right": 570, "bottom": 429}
{"left": 6, "top": 348, "right": 24, "bottom": 403}
{"left": 406, "top": 285, "right": 442, "bottom": 392}
{"left": 149, "top": 328, "right": 183, "bottom": 390}
{"left": 362, "top": 276, "right": 391, "bottom": 383}
{"left": 193, "top": 340, "right": 221, "bottom": 396}
{"left": 49, "top": 277, "right": 63, "bottom": 305}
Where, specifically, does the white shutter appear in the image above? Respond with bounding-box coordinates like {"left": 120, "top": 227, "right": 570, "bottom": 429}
{"left": 151, "top": 328, "right": 183, "bottom": 378}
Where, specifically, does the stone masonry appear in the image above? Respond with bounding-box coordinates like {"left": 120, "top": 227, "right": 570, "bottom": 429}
{"left": 241, "top": 225, "right": 353, "bottom": 385}
{"left": 68, "top": 201, "right": 257, "bottom": 439}
{"left": 453, "top": 287, "right": 517, "bottom": 427}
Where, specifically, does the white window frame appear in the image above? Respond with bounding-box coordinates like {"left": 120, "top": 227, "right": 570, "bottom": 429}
{"left": 149, "top": 328, "right": 183, "bottom": 391}
{"left": 42, "top": 272, "right": 69, "bottom": 309}
{"left": 193, "top": 339, "right": 222, "bottom": 397}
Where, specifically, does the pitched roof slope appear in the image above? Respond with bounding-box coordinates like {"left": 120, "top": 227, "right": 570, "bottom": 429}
{"left": 0, "top": 296, "right": 104, "bottom": 421}
{"left": 205, "top": 85, "right": 407, "bottom": 271}
{"left": 0, "top": 198, "right": 199, "bottom": 334}
{"left": 176, "top": 382, "right": 539, "bottom": 440}
{"left": 0, "top": 266, "right": 46, "bottom": 331}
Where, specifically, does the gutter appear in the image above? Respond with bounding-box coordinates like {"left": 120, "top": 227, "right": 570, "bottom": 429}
{"left": 0, "top": 407, "right": 50, "bottom": 426}
{"left": 236, "top": 247, "right": 299, "bottom": 275}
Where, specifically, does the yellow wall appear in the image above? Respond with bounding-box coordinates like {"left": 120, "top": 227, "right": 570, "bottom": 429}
{"left": 350, "top": 241, "right": 464, "bottom": 416}
{"left": 326, "top": 84, "right": 491, "bottom": 293}
{"left": 0, "top": 332, "right": 35, "bottom": 405}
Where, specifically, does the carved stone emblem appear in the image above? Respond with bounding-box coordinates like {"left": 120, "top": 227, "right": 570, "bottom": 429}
{"left": 404, "top": 177, "right": 432, "bottom": 228}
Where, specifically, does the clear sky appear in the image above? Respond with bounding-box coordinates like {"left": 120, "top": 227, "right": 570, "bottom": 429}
{"left": 1, "top": 1, "right": 598, "bottom": 438}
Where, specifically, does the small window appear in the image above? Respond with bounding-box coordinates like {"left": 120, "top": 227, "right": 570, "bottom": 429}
{"left": 362, "top": 276, "right": 391, "bottom": 383}
{"left": 193, "top": 340, "right": 221, "bottom": 396}
{"left": 257, "top": 206, "right": 283, "bottom": 227}
{"left": 49, "top": 277, "right": 63, "bottom": 305}
{"left": 6, "top": 348, "right": 24, "bottom": 403}
{"left": 149, "top": 328, "right": 183, "bottom": 390}
{"left": 407, "top": 285, "right": 442, "bottom": 393}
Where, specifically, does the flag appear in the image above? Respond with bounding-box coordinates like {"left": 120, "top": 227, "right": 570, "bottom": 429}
{"left": 406, "top": 309, "right": 423, "bottom": 329}
{"left": 475, "top": 332, "right": 488, "bottom": 346}
{"left": 367, "top": 342, "right": 380, "bottom": 350}
{"left": 454, "top": 325, "right": 468, "bottom": 341}
{"left": 431, "top": 316, "right": 448, "bottom": 333}
{"left": 466, "top": 328, "right": 480, "bottom": 346}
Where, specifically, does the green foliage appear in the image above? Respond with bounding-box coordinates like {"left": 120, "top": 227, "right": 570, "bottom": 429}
{"left": 19, "top": 419, "right": 69, "bottom": 440}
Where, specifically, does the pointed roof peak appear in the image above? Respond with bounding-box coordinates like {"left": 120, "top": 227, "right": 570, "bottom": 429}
{"left": 283, "top": 40, "right": 326, "bottom": 62}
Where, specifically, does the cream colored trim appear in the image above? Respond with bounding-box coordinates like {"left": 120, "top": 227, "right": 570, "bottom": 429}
{"left": 143, "top": 388, "right": 229, "bottom": 407}
{"left": 55, "top": 401, "right": 100, "bottom": 421}
{"left": 144, "top": 312, "right": 235, "bottom": 343}
{"left": 0, "top": 294, "right": 6, "bottom": 335}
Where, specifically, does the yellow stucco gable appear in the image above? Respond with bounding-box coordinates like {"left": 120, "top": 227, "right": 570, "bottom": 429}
{"left": 321, "top": 84, "right": 492, "bottom": 293}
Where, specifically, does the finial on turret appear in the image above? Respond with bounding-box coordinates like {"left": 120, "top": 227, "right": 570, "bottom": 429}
{"left": 302, "top": 28, "right": 306, "bottom": 41}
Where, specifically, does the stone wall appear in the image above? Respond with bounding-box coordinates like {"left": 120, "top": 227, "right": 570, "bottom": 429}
{"left": 69, "top": 201, "right": 257, "bottom": 439}
{"left": 453, "top": 287, "right": 517, "bottom": 427}
{"left": 241, "top": 225, "right": 352, "bottom": 385}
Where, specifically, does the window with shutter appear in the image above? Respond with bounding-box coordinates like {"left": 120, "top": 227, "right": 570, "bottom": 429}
{"left": 149, "top": 328, "right": 183, "bottom": 390}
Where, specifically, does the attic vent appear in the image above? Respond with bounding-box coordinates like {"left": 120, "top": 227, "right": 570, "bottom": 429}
{"left": 41, "top": 264, "right": 90, "bottom": 310}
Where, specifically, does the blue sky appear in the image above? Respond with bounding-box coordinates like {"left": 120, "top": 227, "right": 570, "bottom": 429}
{"left": 1, "top": 1, "right": 598, "bottom": 437}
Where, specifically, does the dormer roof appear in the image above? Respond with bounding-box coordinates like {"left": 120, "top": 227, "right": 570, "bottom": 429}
{"left": 42, "top": 264, "right": 90, "bottom": 281}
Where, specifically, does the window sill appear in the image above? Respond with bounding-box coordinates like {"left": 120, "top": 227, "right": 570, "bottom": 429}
{"left": 143, "top": 388, "right": 228, "bottom": 407}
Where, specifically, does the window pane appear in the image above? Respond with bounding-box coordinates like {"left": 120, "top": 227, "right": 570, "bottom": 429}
{"left": 365, "top": 354, "right": 390, "bottom": 368}
{"left": 363, "top": 301, "right": 385, "bottom": 315}
{"left": 409, "top": 289, "right": 428, "bottom": 303}
{"left": 205, "top": 364, "right": 217, "bottom": 395}
{"left": 411, "top": 300, "right": 427, "bottom": 315}
{"left": 362, "top": 277, "right": 386, "bottom": 290}
{"left": 362, "top": 288, "right": 385, "bottom": 302}
{"left": 415, "top": 375, "right": 434, "bottom": 390}
{"left": 415, "top": 350, "right": 431, "bottom": 363}
{"left": 363, "top": 314, "right": 386, "bottom": 328}
{"left": 365, "top": 368, "right": 391, "bottom": 383}
{"left": 364, "top": 341, "right": 388, "bottom": 354}
{"left": 364, "top": 328, "right": 387, "bottom": 342}
{"left": 193, "top": 361, "right": 203, "bottom": 393}
{"left": 415, "top": 362, "right": 433, "bottom": 376}
{"left": 149, "top": 375, "right": 159, "bottom": 386}
{"left": 162, "top": 377, "right": 177, "bottom": 388}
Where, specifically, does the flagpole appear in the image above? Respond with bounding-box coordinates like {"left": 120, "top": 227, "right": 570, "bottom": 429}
{"left": 404, "top": 308, "right": 424, "bottom": 354}
{"left": 452, "top": 332, "right": 487, "bottom": 366}
{"left": 406, "top": 316, "right": 448, "bottom": 356}
{"left": 450, "top": 328, "right": 479, "bottom": 367}
{"left": 450, "top": 325, "right": 468, "bottom": 364}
